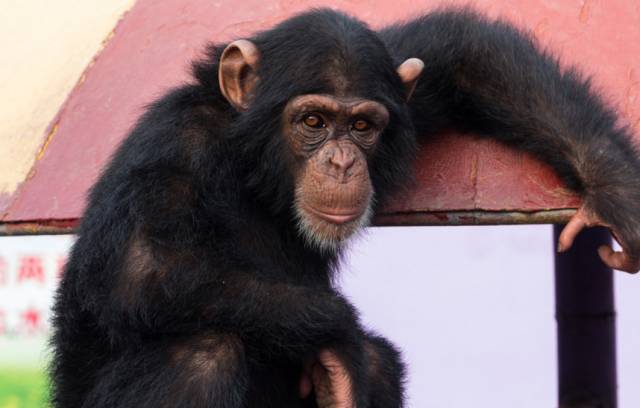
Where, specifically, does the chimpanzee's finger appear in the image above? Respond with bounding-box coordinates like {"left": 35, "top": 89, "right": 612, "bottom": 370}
{"left": 558, "top": 211, "right": 588, "bottom": 252}
{"left": 598, "top": 245, "right": 640, "bottom": 274}
{"left": 317, "top": 350, "right": 355, "bottom": 408}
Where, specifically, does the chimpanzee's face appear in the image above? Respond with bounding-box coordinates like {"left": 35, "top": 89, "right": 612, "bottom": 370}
{"left": 282, "top": 94, "right": 389, "bottom": 251}
{"left": 217, "top": 39, "right": 423, "bottom": 252}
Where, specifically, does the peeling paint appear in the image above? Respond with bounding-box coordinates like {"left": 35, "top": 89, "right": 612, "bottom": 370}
{"left": 624, "top": 68, "right": 638, "bottom": 118}
{"left": 469, "top": 148, "right": 479, "bottom": 208}
{"left": 533, "top": 18, "right": 548, "bottom": 38}
{"left": 0, "top": 219, "right": 78, "bottom": 235}
{"left": 579, "top": 0, "right": 591, "bottom": 23}
{"left": 0, "top": 192, "right": 13, "bottom": 219}
{"left": 102, "top": 28, "right": 117, "bottom": 47}
{"left": 374, "top": 209, "right": 578, "bottom": 227}
{"left": 36, "top": 123, "right": 58, "bottom": 161}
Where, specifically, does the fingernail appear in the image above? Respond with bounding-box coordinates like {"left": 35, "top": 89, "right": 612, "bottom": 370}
{"left": 557, "top": 242, "right": 565, "bottom": 252}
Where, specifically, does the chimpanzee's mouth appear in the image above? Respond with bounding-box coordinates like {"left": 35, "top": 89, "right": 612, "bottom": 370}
{"left": 303, "top": 205, "right": 361, "bottom": 225}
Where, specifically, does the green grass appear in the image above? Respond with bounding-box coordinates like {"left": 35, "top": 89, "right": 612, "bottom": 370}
{"left": 0, "top": 368, "right": 49, "bottom": 408}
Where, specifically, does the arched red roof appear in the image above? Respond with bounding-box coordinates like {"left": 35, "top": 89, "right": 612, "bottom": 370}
{"left": 2, "top": 0, "right": 639, "bottom": 232}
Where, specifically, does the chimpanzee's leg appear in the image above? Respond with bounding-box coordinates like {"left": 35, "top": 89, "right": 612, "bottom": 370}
{"left": 81, "top": 333, "right": 249, "bottom": 408}
{"left": 363, "top": 332, "right": 406, "bottom": 408}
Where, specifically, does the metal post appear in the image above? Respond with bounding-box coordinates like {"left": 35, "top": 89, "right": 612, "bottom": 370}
{"left": 553, "top": 225, "right": 616, "bottom": 408}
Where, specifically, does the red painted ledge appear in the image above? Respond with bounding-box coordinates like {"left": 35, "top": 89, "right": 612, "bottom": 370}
{"left": 2, "top": 0, "right": 639, "bottom": 233}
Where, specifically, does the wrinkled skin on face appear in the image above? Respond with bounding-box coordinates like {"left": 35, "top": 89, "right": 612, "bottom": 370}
{"left": 282, "top": 94, "right": 390, "bottom": 251}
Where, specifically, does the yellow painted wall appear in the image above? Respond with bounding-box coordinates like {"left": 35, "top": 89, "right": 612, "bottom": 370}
{"left": 0, "top": 0, "right": 135, "bottom": 197}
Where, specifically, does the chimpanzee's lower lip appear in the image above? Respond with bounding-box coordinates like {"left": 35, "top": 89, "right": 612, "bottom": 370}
{"left": 304, "top": 205, "right": 361, "bottom": 225}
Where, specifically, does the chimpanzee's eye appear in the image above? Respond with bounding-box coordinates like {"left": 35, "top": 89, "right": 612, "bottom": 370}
{"left": 303, "top": 114, "right": 325, "bottom": 129}
{"left": 352, "top": 119, "right": 371, "bottom": 132}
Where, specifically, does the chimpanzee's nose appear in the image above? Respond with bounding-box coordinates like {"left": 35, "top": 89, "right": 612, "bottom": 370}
{"left": 329, "top": 146, "right": 356, "bottom": 175}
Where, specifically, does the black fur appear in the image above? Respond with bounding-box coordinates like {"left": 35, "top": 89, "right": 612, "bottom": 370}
{"left": 50, "top": 8, "right": 640, "bottom": 408}
{"left": 380, "top": 8, "right": 640, "bottom": 251}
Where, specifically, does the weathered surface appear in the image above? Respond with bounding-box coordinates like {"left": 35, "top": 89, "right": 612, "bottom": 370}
{"left": 0, "top": 0, "right": 135, "bottom": 211}
{"left": 2, "top": 0, "right": 639, "bottom": 229}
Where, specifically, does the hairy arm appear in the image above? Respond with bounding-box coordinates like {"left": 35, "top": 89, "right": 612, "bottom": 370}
{"left": 101, "top": 227, "right": 360, "bottom": 357}
{"left": 101, "top": 199, "right": 360, "bottom": 356}
{"left": 380, "top": 9, "right": 640, "bottom": 272}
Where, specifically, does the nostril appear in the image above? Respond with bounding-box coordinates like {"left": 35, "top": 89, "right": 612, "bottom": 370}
{"left": 344, "top": 154, "right": 356, "bottom": 170}
{"left": 330, "top": 151, "right": 356, "bottom": 171}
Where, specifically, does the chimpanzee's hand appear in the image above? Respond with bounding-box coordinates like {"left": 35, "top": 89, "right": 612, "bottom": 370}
{"left": 558, "top": 206, "right": 640, "bottom": 273}
{"left": 299, "top": 349, "right": 355, "bottom": 408}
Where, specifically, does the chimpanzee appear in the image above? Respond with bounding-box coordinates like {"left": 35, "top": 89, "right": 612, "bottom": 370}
{"left": 50, "top": 7, "right": 640, "bottom": 408}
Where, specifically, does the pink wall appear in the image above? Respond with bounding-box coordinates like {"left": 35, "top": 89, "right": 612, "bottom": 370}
{"left": 340, "top": 226, "right": 640, "bottom": 407}
{"left": 0, "top": 228, "right": 639, "bottom": 406}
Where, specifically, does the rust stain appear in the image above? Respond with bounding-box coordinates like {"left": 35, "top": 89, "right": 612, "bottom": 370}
{"left": 624, "top": 68, "right": 638, "bottom": 118}
{"left": 533, "top": 18, "right": 548, "bottom": 38}
{"left": 0, "top": 192, "right": 13, "bottom": 220}
{"left": 36, "top": 123, "right": 58, "bottom": 161}
{"left": 374, "top": 209, "right": 578, "bottom": 227}
{"left": 98, "top": 4, "right": 132, "bottom": 50}
{"left": 0, "top": 219, "right": 79, "bottom": 236}
{"left": 579, "top": 0, "right": 591, "bottom": 23}
{"left": 77, "top": 60, "right": 97, "bottom": 86}
{"left": 78, "top": 71, "right": 88, "bottom": 85}
{"left": 433, "top": 213, "right": 449, "bottom": 222}
{"left": 469, "top": 148, "right": 479, "bottom": 208}
{"left": 102, "top": 27, "right": 117, "bottom": 47}
{"left": 24, "top": 122, "right": 59, "bottom": 181}
{"left": 457, "top": 215, "right": 475, "bottom": 223}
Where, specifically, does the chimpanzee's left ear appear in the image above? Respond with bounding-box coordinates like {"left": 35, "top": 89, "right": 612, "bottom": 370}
{"left": 396, "top": 58, "right": 424, "bottom": 101}
{"left": 218, "top": 39, "right": 260, "bottom": 111}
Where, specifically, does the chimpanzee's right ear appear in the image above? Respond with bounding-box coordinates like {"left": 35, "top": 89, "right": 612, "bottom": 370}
{"left": 218, "top": 40, "right": 260, "bottom": 111}
{"left": 396, "top": 58, "right": 424, "bottom": 101}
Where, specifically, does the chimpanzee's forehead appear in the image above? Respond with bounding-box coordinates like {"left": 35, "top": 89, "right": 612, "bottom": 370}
{"left": 191, "top": 9, "right": 396, "bottom": 105}
{"left": 247, "top": 9, "right": 405, "bottom": 108}
{"left": 252, "top": 9, "right": 395, "bottom": 75}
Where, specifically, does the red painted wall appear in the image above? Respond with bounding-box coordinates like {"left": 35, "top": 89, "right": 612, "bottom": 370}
{"left": 3, "top": 0, "right": 638, "bottom": 225}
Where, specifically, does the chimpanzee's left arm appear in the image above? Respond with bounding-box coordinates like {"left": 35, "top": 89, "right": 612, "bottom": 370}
{"left": 380, "top": 9, "right": 640, "bottom": 273}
